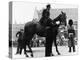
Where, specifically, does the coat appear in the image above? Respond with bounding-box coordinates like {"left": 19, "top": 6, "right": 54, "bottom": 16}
{"left": 67, "top": 25, "right": 75, "bottom": 47}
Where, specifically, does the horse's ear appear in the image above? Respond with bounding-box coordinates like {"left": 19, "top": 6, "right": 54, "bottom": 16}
{"left": 61, "top": 11, "right": 64, "bottom": 14}
{"left": 61, "top": 11, "right": 66, "bottom": 16}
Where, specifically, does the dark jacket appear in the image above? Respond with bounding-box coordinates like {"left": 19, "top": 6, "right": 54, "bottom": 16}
{"left": 39, "top": 9, "right": 50, "bottom": 26}
{"left": 16, "top": 31, "right": 23, "bottom": 43}
{"left": 42, "top": 9, "right": 50, "bottom": 18}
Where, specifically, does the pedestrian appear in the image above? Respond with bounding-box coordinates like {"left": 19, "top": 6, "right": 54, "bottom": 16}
{"left": 67, "top": 19, "right": 76, "bottom": 52}
{"left": 15, "top": 29, "right": 24, "bottom": 54}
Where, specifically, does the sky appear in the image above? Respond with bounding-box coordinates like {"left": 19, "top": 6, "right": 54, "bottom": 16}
{"left": 12, "top": 1, "right": 78, "bottom": 24}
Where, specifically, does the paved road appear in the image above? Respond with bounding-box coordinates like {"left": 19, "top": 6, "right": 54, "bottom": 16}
{"left": 12, "top": 46, "right": 78, "bottom": 58}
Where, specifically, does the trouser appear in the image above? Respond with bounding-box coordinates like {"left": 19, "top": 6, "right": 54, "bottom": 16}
{"left": 45, "top": 41, "right": 53, "bottom": 56}
{"left": 19, "top": 45, "right": 26, "bottom": 54}
{"left": 68, "top": 37, "right": 75, "bottom": 52}
{"left": 69, "top": 46, "right": 75, "bottom": 52}
{"left": 16, "top": 44, "right": 20, "bottom": 53}
{"left": 45, "top": 28, "right": 53, "bottom": 56}
{"left": 16, "top": 40, "right": 22, "bottom": 54}
{"left": 16, "top": 42, "right": 21, "bottom": 53}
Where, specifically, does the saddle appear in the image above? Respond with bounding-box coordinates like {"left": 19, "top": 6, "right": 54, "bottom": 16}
{"left": 36, "top": 22, "right": 50, "bottom": 37}
{"left": 36, "top": 22, "right": 50, "bottom": 32}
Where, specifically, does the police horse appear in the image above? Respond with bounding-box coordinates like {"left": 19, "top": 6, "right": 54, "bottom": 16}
{"left": 22, "top": 11, "right": 67, "bottom": 57}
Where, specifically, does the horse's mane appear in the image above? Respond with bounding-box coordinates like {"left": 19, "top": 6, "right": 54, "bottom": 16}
{"left": 53, "top": 14, "right": 62, "bottom": 23}
{"left": 52, "top": 12, "right": 66, "bottom": 26}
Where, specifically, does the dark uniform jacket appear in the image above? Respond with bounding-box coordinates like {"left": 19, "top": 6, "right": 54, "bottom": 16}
{"left": 39, "top": 9, "right": 50, "bottom": 27}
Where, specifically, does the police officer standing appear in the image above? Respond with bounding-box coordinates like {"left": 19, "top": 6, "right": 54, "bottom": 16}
{"left": 39, "top": 4, "right": 54, "bottom": 57}
{"left": 16, "top": 29, "right": 24, "bottom": 54}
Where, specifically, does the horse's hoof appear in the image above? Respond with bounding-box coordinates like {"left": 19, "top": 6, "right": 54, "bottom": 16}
{"left": 58, "top": 53, "right": 61, "bottom": 55}
{"left": 31, "top": 54, "right": 33, "bottom": 57}
{"left": 15, "top": 52, "right": 20, "bottom": 55}
{"left": 51, "top": 53, "right": 54, "bottom": 56}
{"left": 51, "top": 54, "right": 54, "bottom": 56}
{"left": 26, "top": 55, "right": 29, "bottom": 57}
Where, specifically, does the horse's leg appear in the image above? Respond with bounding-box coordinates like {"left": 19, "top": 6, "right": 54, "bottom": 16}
{"left": 23, "top": 43, "right": 29, "bottom": 57}
{"left": 50, "top": 41, "right": 54, "bottom": 56}
{"left": 27, "top": 44, "right": 33, "bottom": 57}
{"left": 54, "top": 38, "right": 60, "bottom": 55}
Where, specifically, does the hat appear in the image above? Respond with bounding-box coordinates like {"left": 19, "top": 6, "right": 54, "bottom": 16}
{"left": 68, "top": 19, "right": 73, "bottom": 25}
{"left": 46, "top": 4, "right": 51, "bottom": 8}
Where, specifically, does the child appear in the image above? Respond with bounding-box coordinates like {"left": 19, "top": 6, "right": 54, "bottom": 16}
{"left": 67, "top": 19, "right": 76, "bottom": 52}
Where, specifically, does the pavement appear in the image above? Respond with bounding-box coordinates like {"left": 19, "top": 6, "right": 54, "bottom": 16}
{"left": 12, "top": 46, "right": 78, "bottom": 59}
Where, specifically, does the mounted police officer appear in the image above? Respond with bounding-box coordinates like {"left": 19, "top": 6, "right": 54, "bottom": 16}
{"left": 38, "top": 4, "right": 53, "bottom": 36}
{"left": 39, "top": 4, "right": 55, "bottom": 57}
{"left": 39, "top": 4, "right": 52, "bottom": 27}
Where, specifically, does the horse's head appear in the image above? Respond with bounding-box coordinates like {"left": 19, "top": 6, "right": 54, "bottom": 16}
{"left": 60, "top": 11, "right": 67, "bottom": 26}
{"left": 53, "top": 11, "right": 67, "bottom": 26}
